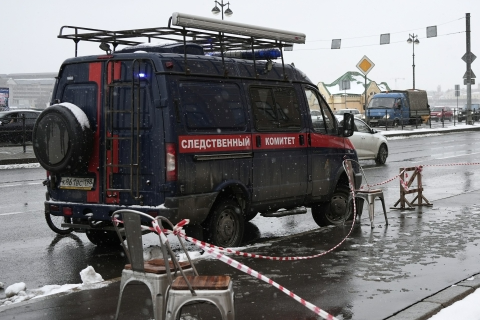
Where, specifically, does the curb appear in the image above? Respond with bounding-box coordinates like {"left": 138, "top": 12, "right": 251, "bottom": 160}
{"left": 384, "top": 273, "right": 480, "bottom": 320}
{"left": 0, "top": 158, "right": 38, "bottom": 166}
{"left": 0, "top": 278, "right": 120, "bottom": 313}
{"left": 381, "top": 125, "right": 480, "bottom": 138}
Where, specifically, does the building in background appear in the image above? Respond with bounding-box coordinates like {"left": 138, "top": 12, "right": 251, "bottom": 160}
{"left": 317, "top": 71, "right": 391, "bottom": 113}
{"left": 0, "top": 73, "right": 56, "bottom": 110}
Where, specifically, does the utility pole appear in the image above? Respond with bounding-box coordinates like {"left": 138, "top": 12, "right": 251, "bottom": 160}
{"left": 463, "top": 13, "right": 476, "bottom": 125}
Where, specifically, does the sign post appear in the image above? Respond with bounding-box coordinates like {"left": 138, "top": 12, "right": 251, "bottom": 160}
{"left": 356, "top": 56, "right": 375, "bottom": 122}
{"left": 463, "top": 13, "right": 475, "bottom": 124}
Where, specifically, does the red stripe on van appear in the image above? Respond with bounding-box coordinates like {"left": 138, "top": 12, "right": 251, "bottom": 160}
{"left": 105, "top": 132, "right": 120, "bottom": 204}
{"left": 309, "top": 132, "right": 352, "bottom": 150}
{"left": 87, "top": 62, "right": 102, "bottom": 203}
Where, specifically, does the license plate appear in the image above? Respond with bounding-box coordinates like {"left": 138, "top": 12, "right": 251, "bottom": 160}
{"left": 59, "top": 177, "right": 95, "bottom": 190}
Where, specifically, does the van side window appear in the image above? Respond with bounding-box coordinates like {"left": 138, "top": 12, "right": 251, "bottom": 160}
{"left": 305, "top": 88, "right": 336, "bottom": 134}
{"left": 179, "top": 82, "right": 246, "bottom": 132}
{"left": 250, "top": 86, "right": 301, "bottom": 131}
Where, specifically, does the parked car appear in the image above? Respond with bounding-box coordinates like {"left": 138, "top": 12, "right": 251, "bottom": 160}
{"left": 430, "top": 106, "right": 453, "bottom": 122}
{"left": 335, "top": 108, "right": 363, "bottom": 119}
{"left": 0, "top": 110, "right": 41, "bottom": 144}
{"left": 336, "top": 115, "right": 388, "bottom": 164}
{"left": 458, "top": 104, "right": 480, "bottom": 122}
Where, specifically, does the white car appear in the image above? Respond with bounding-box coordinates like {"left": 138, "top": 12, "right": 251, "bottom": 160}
{"left": 334, "top": 108, "right": 363, "bottom": 119}
{"left": 336, "top": 115, "right": 388, "bottom": 164}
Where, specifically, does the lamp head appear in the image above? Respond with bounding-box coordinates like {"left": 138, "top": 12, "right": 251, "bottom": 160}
{"left": 211, "top": 5, "right": 220, "bottom": 14}
{"left": 407, "top": 37, "right": 413, "bottom": 44}
{"left": 224, "top": 7, "right": 233, "bottom": 16}
{"left": 414, "top": 38, "right": 420, "bottom": 45}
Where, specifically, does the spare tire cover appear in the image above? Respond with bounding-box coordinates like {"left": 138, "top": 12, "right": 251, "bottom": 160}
{"left": 33, "top": 103, "right": 93, "bottom": 174}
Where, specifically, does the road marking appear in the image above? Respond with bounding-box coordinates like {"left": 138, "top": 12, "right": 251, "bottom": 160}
{"left": 411, "top": 151, "right": 480, "bottom": 163}
{"left": 0, "top": 210, "right": 41, "bottom": 216}
{"left": 0, "top": 212, "right": 22, "bottom": 216}
{"left": 0, "top": 182, "right": 42, "bottom": 188}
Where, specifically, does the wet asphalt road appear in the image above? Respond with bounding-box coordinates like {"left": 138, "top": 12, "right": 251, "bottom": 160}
{"left": 0, "top": 130, "right": 480, "bottom": 319}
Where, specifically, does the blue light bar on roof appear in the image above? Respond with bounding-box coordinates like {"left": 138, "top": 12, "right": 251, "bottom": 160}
{"left": 209, "top": 49, "right": 281, "bottom": 60}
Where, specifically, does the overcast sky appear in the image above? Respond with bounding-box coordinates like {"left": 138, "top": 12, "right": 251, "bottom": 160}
{"left": 2, "top": 0, "right": 479, "bottom": 92}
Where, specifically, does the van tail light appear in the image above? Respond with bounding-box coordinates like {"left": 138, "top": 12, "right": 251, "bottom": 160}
{"left": 63, "top": 207, "right": 73, "bottom": 216}
{"left": 166, "top": 143, "right": 177, "bottom": 182}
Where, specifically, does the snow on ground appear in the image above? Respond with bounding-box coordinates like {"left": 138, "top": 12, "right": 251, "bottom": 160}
{"left": 0, "top": 266, "right": 106, "bottom": 307}
{"left": 378, "top": 122, "right": 480, "bottom": 140}
{"left": 428, "top": 278, "right": 480, "bottom": 320}
{"left": 0, "top": 163, "right": 41, "bottom": 170}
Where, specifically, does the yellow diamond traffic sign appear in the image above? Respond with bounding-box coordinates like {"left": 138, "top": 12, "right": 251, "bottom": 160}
{"left": 356, "top": 55, "right": 375, "bottom": 75}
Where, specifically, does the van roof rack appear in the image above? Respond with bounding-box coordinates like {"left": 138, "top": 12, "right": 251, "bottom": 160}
{"left": 58, "top": 12, "right": 306, "bottom": 80}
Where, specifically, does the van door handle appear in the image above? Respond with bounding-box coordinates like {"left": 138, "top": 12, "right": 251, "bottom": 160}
{"left": 256, "top": 135, "right": 261, "bottom": 147}
{"left": 299, "top": 134, "right": 305, "bottom": 146}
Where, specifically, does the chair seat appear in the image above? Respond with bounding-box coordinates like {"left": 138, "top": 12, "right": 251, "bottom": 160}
{"left": 171, "top": 275, "right": 231, "bottom": 290}
{"left": 124, "top": 259, "right": 191, "bottom": 274}
{"left": 358, "top": 189, "right": 382, "bottom": 194}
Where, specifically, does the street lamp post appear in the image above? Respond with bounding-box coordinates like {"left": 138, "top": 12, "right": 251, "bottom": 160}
{"left": 211, "top": 0, "right": 233, "bottom": 20}
{"left": 407, "top": 34, "right": 420, "bottom": 89}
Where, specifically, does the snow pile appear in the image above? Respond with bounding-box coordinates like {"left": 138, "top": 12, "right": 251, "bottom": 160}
{"left": 0, "top": 266, "right": 105, "bottom": 307}
{"left": 0, "top": 163, "right": 41, "bottom": 170}
{"left": 79, "top": 266, "right": 104, "bottom": 284}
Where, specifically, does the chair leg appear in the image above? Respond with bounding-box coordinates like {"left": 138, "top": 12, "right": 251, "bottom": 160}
{"left": 368, "top": 202, "right": 375, "bottom": 228}
{"left": 152, "top": 292, "right": 164, "bottom": 320}
{"left": 380, "top": 196, "right": 388, "bottom": 226}
{"left": 144, "top": 282, "right": 166, "bottom": 320}
{"left": 115, "top": 276, "right": 128, "bottom": 320}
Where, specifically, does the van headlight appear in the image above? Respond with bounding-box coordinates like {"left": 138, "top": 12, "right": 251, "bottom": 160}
{"left": 382, "top": 114, "right": 390, "bottom": 119}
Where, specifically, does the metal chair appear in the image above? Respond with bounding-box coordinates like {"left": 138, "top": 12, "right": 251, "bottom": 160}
{"left": 158, "top": 217, "right": 235, "bottom": 320}
{"left": 343, "top": 159, "right": 388, "bottom": 228}
{"left": 112, "top": 210, "right": 194, "bottom": 320}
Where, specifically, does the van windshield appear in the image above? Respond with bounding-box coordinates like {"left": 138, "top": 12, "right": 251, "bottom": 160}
{"left": 368, "top": 97, "right": 396, "bottom": 109}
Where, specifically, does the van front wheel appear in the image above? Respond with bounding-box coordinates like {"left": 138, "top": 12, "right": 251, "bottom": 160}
{"left": 203, "top": 198, "right": 245, "bottom": 247}
{"left": 311, "top": 186, "right": 352, "bottom": 227}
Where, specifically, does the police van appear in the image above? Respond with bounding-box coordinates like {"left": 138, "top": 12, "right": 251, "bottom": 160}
{"left": 33, "top": 12, "right": 361, "bottom": 247}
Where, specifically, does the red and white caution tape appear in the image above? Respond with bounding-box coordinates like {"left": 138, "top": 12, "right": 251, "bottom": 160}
{"left": 423, "top": 162, "right": 480, "bottom": 167}
{"left": 115, "top": 216, "right": 342, "bottom": 319}
{"left": 192, "top": 243, "right": 339, "bottom": 320}
{"left": 170, "top": 199, "right": 357, "bottom": 261}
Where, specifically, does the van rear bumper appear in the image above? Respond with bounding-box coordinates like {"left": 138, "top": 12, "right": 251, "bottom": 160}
{"left": 160, "top": 192, "right": 219, "bottom": 224}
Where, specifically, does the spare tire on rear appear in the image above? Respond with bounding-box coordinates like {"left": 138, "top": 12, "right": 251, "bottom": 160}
{"left": 33, "top": 103, "right": 93, "bottom": 174}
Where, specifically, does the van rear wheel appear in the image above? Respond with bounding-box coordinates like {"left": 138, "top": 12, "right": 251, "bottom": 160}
{"left": 203, "top": 198, "right": 244, "bottom": 247}
{"left": 45, "top": 212, "right": 73, "bottom": 235}
{"left": 86, "top": 230, "right": 121, "bottom": 247}
{"left": 311, "top": 186, "right": 352, "bottom": 227}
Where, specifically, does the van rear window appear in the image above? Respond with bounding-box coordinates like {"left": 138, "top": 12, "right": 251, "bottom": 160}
{"left": 179, "top": 82, "right": 246, "bottom": 132}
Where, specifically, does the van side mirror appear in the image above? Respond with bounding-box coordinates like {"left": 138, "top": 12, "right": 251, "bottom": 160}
{"left": 341, "top": 113, "right": 354, "bottom": 137}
